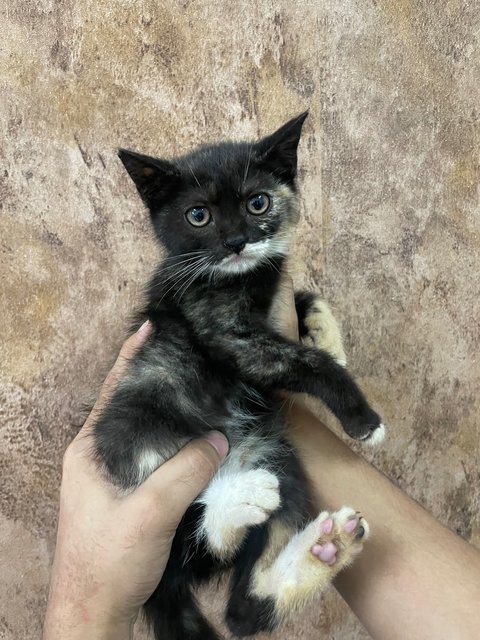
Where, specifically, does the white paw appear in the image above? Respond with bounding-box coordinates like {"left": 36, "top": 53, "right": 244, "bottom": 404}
{"left": 199, "top": 468, "right": 281, "bottom": 556}
{"left": 363, "top": 423, "right": 386, "bottom": 446}
{"left": 226, "top": 469, "right": 281, "bottom": 527}
{"left": 272, "top": 507, "right": 368, "bottom": 583}
{"left": 251, "top": 506, "right": 368, "bottom": 618}
{"left": 302, "top": 297, "right": 347, "bottom": 366}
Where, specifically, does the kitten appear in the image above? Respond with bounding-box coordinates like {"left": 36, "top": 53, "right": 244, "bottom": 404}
{"left": 94, "top": 112, "right": 385, "bottom": 639}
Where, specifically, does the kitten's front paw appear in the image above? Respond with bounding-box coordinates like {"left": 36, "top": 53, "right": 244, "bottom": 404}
{"left": 342, "top": 407, "right": 386, "bottom": 445}
{"left": 295, "top": 292, "right": 347, "bottom": 366}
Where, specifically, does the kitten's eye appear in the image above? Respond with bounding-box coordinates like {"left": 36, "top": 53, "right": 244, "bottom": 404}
{"left": 185, "top": 206, "right": 211, "bottom": 227}
{"left": 246, "top": 193, "right": 270, "bottom": 215}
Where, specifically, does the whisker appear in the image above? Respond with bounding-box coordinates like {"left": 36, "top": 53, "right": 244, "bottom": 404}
{"left": 156, "top": 258, "right": 207, "bottom": 278}
{"left": 175, "top": 258, "right": 212, "bottom": 302}
{"left": 265, "top": 257, "right": 281, "bottom": 274}
{"left": 155, "top": 256, "right": 209, "bottom": 307}
{"left": 184, "top": 159, "right": 201, "bottom": 188}
{"left": 157, "top": 256, "right": 208, "bottom": 279}
{"left": 161, "top": 250, "right": 206, "bottom": 262}
{"left": 157, "top": 261, "right": 204, "bottom": 288}
{"left": 242, "top": 141, "right": 254, "bottom": 188}
{"left": 149, "top": 252, "right": 211, "bottom": 291}
{"left": 174, "top": 260, "right": 207, "bottom": 299}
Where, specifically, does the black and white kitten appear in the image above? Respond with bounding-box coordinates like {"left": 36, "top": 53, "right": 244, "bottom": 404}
{"left": 94, "top": 112, "right": 385, "bottom": 639}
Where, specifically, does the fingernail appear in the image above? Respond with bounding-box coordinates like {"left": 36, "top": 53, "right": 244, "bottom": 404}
{"left": 137, "top": 320, "right": 152, "bottom": 337}
{"left": 204, "top": 431, "right": 229, "bottom": 461}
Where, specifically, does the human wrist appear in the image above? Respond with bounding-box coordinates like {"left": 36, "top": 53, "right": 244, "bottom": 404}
{"left": 44, "top": 621, "right": 133, "bottom": 640}
{"left": 43, "top": 612, "right": 135, "bottom": 640}
{"left": 43, "top": 591, "right": 136, "bottom": 640}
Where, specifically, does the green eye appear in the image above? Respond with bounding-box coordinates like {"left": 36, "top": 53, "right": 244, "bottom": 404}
{"left": 246, "top": 193, "right": 270, "bottom": 215}
{"left": 186, "top": 206, "right": 211, "bottom": 227}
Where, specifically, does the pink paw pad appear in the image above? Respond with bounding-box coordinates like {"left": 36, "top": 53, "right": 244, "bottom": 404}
{"left": 343, "top": 518, "right": 358, "bottom": 534}
{"left": 311, "top": 541, "right": 337, "bottom": 565}
{"left": 321, "top": 518, "right": 333, "bottom": 534}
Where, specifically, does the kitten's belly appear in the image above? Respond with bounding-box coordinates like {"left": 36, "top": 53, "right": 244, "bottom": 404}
{"left": 119, "top": 330, "right": 286, "bottom": 483}
{"left": 221, "top": 384, "right": 287, "bottom": 471}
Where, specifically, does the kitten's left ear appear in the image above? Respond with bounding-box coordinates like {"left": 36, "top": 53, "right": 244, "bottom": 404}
{"left": 118, "top": 149, "right": 181, "bottom": 208}
{"left": 256, "top": 111, "right": 309, "bottom": 184}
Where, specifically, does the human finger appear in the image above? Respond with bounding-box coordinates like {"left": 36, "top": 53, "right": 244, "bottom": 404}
{"left": 79, "top": 320, "right": 153, "bottom": 438}
{"left": 135, "top": 431, "right": 229, "bottom": 529}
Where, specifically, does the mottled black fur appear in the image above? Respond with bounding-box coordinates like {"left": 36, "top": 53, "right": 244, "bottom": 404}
{"left": 294, "top": 290, "right": 317, "bottom": 338}
{"left": 94, "top": 113, "right": 382, "bottom": 638}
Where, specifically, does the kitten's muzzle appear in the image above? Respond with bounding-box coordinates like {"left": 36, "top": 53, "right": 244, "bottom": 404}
{"left": 223, "top": 234, "right": 248, "bottom": 254}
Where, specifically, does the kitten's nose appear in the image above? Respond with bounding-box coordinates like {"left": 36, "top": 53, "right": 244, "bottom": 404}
{"left": 223, "top": 234, "right": 248, "bottom": 254}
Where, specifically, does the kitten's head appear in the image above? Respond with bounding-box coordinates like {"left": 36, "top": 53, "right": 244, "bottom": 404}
{"left": 119, "top": 112, "right": 307, "bottom": 277}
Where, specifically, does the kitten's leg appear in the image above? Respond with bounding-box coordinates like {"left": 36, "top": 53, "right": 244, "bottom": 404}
{"left": 207, "top": 327, "right": 383, "bottom": 441}
{"left": 251, "top": 507, "right": 368, "bottom": 626}
{"left": 226, "top": 448, "right": 311, "bottom": 636}
{"left": 145, "top": 576, "right": 221, "bottom": 640}
{"left": 225, "top": 519, "right": 293, "bottom": 636}
{"left": 295, "top": 291, "right": 347, "bottom": 366}
{"left": 197, "top": 468, "right": 281, "bottom": 560}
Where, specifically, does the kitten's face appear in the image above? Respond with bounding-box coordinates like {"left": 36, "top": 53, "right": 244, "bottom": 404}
{"left": 147, "top": 150, "right": 298, "bottom": 277}
{"left": 119, "top": 113, "right": 307, "bottom": 277}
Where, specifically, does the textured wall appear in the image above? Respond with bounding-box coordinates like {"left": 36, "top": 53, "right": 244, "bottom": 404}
{"left": 1, "top": 1, "right": 479, "bottom": 638}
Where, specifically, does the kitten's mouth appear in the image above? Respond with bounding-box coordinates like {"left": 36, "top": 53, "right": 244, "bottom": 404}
{"left": 214, "top": 238, "right": 287, "bottom": 276}
{"left": 217, "top": 251, "right": 260, "bottom": 273}
{"left": 222, "top": 252, "right": 258, "bottom": 265}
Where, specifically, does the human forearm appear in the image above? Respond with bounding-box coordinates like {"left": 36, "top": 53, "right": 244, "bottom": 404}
{"left": 287, "top": 400, "right": 480, "bottom": 640}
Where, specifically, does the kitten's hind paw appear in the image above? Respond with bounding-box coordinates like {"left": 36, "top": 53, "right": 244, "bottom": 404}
{"left": 310, "top": 507, "right": 369, "bottom": 568}
{"left": 224, "top": 506, "right": 366, "bottom": 639}
{"left": 199, "top": 468, "right": 281, "bottom": 559}
{"left": 253, "top": 507, "right": 369, "bottom": 619}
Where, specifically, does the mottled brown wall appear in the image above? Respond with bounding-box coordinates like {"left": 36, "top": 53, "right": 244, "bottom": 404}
{"left": 1, "top": 1, "right": 479, "bottom": 638}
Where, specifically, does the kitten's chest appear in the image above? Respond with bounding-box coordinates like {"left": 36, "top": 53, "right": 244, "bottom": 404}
{"left": 220, "top": 429, "right": 285, "bottom": 475}
{"left": 221, "top": 385, "right": 286, "bottom": 468}
{"left": 245, "top": 271, "right": 282, "bottom": 318}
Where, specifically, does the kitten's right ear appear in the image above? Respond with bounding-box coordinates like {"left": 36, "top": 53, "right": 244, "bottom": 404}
{"left": 255, "top": 111, "right": 309, "bottom": 185}
{"left": 118, "top": 149, "right": 180, "bottom": 207}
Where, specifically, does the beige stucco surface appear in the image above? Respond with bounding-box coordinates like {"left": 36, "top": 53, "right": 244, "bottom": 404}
{"left": 1, "top": 1, "right": 479, "bottom": 638}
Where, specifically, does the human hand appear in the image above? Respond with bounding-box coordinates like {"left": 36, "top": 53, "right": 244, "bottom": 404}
{"left": 268, "top": 272, "right": 299, "bottom": 341}
{"left": 43, "top": 322, "right": 229, "bottom": 640}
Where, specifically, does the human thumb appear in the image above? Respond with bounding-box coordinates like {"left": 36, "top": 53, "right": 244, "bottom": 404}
{"left": 137, "top": 431, "right": 229, "bottom": 528}
{"left": 269, "top": 272, "right": 299, "bottom": 341}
